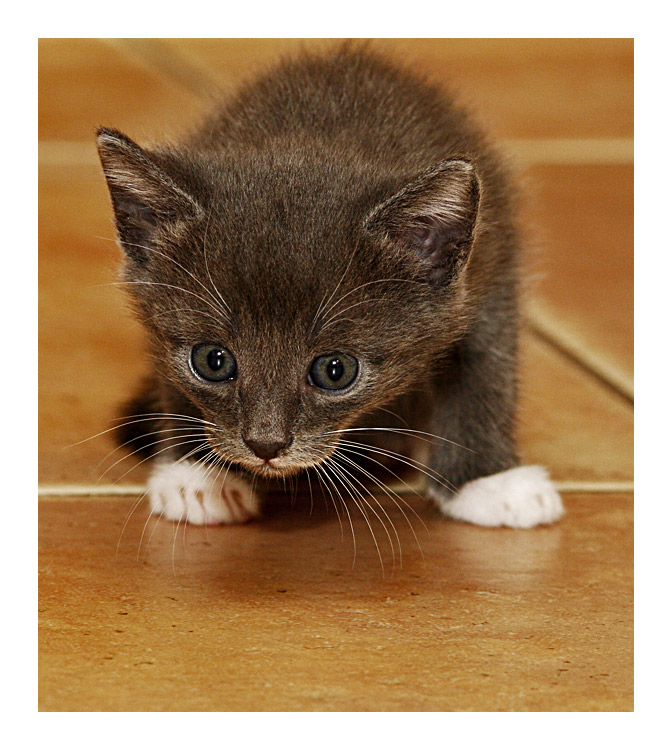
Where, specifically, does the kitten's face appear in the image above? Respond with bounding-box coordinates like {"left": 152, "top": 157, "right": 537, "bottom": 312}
{"left": 97, "top": 132, "right": 480, "bottom": 477}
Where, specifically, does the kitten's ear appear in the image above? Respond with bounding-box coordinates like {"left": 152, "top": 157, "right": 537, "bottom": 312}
{"left": 96, "top": 128, "right": 203, "bottom": 263}
{"left": 364, "top": 160, "right": 480, "bottom": 285}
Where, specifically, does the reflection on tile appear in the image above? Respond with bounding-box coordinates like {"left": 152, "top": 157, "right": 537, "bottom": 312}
{"left": 39, "top": 493, "right": 633, "bottom": 711}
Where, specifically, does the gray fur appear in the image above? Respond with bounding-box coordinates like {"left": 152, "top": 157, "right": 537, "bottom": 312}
{"left": 96, "top": 44, "right": 521, "bottom": 500}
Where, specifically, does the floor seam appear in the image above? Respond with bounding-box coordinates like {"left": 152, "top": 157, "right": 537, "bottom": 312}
{"left": 38, "top": 481, "right": 634, "bottom": 498}
{"left": 38, "top": 137, "right": 635, "bottom": 169}
{"left": 526, "top": 308, "right": 633, "bottom": 405}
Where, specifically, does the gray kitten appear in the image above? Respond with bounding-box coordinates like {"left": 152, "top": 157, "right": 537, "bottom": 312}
{"left": 97, "top": 45, "right": 563, "bottom": 529}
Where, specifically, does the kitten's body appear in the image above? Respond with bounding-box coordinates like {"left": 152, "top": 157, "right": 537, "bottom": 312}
{"left": 98, "top": 45, "right": 563, "bottom": 529}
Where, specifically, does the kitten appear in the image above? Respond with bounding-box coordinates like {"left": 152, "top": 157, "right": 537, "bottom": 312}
{"left": 97, "top": 44, "right": 564, "bottom": 529}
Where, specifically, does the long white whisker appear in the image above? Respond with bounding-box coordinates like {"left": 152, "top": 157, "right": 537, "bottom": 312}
{"left": 316, "top": 277, "right": 424, "bottom": 331}
{"left": 319, "top": 297, "right": 385, "bottom": 331}
{"left": 100, "top": 280, "right": 228, "bottom": 320}
{"left": 112, "top": 437, "right": 209, "bottom": 484}
{"left": 320, "top": 458, "right": 358, "bottom": 568}
{"left": 201, "top": 205, "right": 233, "bottom": 317}
{"left": 333, "top": 448, "right": 427, "bottom": 559}
{"left": 331, "top": 453, "right": 402, "bottom": 570}
{"left": 68, "top": 412, "right": 217, "bottom": 448}
{"left": 96, "top": 234, "right": 231, "bottom": 320}
{"left": 320, "top": 427, "right": 475, "bottom": 454}
{"left": 116, "top": 488, "right": 150, "bottom": 559}
{"left": 140, "top": 307, "right": 223, "bottom": 327}
{"left": 309, "top": 244, "right": 360, "bottom": 335}
{"left": 313, "top": 463, "right": 344, "bottom": 538}
{"left": 99, "top": 432, "right": 207, "bottom": 482}
{"left": 325, "top": 457, "right": 386, "bottom": 575}
{"left": 334, "top": 438, "right": 457, "bottom": 494}
{"left": 96, "top": 425, "right": 215, "bottom": 472}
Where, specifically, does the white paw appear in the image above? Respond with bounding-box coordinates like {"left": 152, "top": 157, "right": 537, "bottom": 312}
{"left": 146, "top": 459, "right": 261, "bottom": 526}
{"left": 430, "top": 465, "right": 565, "bottom": 528}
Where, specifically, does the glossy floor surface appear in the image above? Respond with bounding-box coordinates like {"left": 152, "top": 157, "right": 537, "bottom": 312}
{"left": 39, "top": 38, "right": 633, "bottom": 711}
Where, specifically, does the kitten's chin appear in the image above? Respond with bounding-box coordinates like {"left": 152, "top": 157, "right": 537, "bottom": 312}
{"left": 210, "top": 450, "right": 326, "bottom": 479}
{"left": 245, "top": 459, "right": 324, "bottom": 479}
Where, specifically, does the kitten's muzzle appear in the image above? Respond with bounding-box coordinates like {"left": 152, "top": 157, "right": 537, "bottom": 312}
{"left": 244, "top": 436, "right": 294, "bottom": 461}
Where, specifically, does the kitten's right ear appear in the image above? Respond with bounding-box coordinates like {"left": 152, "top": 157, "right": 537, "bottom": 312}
{"left": 96, "top": 128, "right": 203, "bottom": 262}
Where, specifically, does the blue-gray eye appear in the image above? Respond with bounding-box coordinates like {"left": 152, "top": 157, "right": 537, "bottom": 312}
{"left": 309, "top": 353, "right": 359, "bottom": 390}
{"left": 190, "top": 344, "right": 236, "bottom": 382}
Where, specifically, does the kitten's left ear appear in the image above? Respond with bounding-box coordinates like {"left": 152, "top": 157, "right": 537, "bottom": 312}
{"left": 96, "top": 128, "right": 203, "bottom": 263}
{"left": 364, "top": 159, "right": 480, "bottom": 285}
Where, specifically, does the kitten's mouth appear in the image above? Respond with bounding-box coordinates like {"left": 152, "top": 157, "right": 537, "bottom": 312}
{"left": 204, "top": 432, "right": 337, "bottom": 478}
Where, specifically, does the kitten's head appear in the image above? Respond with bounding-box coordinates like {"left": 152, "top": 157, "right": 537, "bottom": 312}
{"left": 97, "top": 129, "right": 481, "bottom": 477}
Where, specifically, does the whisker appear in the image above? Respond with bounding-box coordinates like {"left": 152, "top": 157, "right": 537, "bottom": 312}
{"left": 96, "top": 234, "right": 231, "bottom": 320}
{"left": 320, "top": 426, "right": 476, "bottom": 454}
{"left": 68, "top": 412, "right": 217, "bottom": 449}
{"left": 333, "top": 448, "right": 426, "bottom": 560}
{"left": 95, "top": 425, "right": 213, "bottom": 473}
{"left": 372, "top": 406, "right": 411, "bottom": 428}
{"left": 140, "top": 307, "right": 224, "bottom": 327}
{"left": 334, "top": 438, "right": 457, "bottom": 494}
{"left": 202, "top": 206, "right": 234, "bottom": 317}
{"left": 324, "top": 457, "right": 386, "bottom": 576}
{"left": 319, "top": 297, "right": 385, "bottom": 331}
{"left": 98, "top": 432, "right": 208, "bottom": 483}
{"left": 309, "top": 244, "right": 360, "bottom": 335}
{"left": 319, "top": 459, "right": 358, "bottom": 568}
{"left": 311, "top": 464, "right": 343, "bottom": 536}
{"left": 111, "top": 437, "right": 210, "bottom": 485}
{"left": 316, "top": 277, "right": 425, "bottom": 332}
{"left": 330, "top": 453, "right": 401, "bottom": 570}
{"left": 116, "top": 487, "right": 150, "bottom": 559}
{"left": 99, "top": 280, "right": 228, "bottom": 321}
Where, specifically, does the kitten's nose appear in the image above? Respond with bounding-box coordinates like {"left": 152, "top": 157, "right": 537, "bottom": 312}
{"left": 244, "top": 437, "right": 293, "bottom": 460}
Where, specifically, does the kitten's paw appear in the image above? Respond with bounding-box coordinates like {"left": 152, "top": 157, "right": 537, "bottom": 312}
{"left": 147, "top": 459, "right": 260, "bottom": 526}
{"left": 429, "top": 465, "right": 565, "bottom": 528}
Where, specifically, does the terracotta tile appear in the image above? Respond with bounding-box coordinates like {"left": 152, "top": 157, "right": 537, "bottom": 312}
{"left": 39, "top": 163, "right": 147, "bottom": 484}
{"left": 39, "top": 38, "right": 206, "bottom": 142}
{"left": 523, "top": 165, "right": 633, "bottom": 388}
{"left": 39, "top": 493, "right": 633, "bottom": 711}
{"left": 519, "top": 335, "right": 632, "bottom": 481}
{"left": 158, "top": 37, "right": 633, "bottom": 139}
{"left": 39, "top": 163, "right": 632, "bottom": 485}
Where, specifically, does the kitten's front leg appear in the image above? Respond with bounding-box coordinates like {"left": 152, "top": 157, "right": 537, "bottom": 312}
{"left": 147, "top": 458, "right": 261, "bottom": 526}
{"left": 426, "top": 306, "right": 564, "bottom": 529}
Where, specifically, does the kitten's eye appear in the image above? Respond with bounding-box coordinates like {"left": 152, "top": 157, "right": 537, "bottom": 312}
{"left": 190, "top": 344, "right": 237, "bottom": 382}
{"left": 309, "top": 353, "right": 359, "bottom": 390}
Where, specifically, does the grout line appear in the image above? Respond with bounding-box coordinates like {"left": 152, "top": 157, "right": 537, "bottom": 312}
{"left": 526, "top": 303, "right": 634, "bottom": 404}
{"left": 38, "top": 480, "right": 633, "bottom": 499}
{"left": 39, "top": 137, "right": 634, "bottom": 169}
{"left": 502, "top": 137, "right": 633, "bottom": 165}
{"left": 39, "top": 141, "right": 99, "bottom": 167}
{"left": 39, "top": 484, "right": 146, "bottom": 497}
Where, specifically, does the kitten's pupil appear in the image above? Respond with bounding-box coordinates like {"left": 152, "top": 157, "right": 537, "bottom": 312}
{"left": 326, "top": 358, "right": 344, "bottom": 382}
{"left": 207, "top": 348, "right": 226, "bottom": 371}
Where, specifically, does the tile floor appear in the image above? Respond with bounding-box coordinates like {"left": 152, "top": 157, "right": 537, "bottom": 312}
{"left": 38, "top": 38, "right": 633, "bottom": 711}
